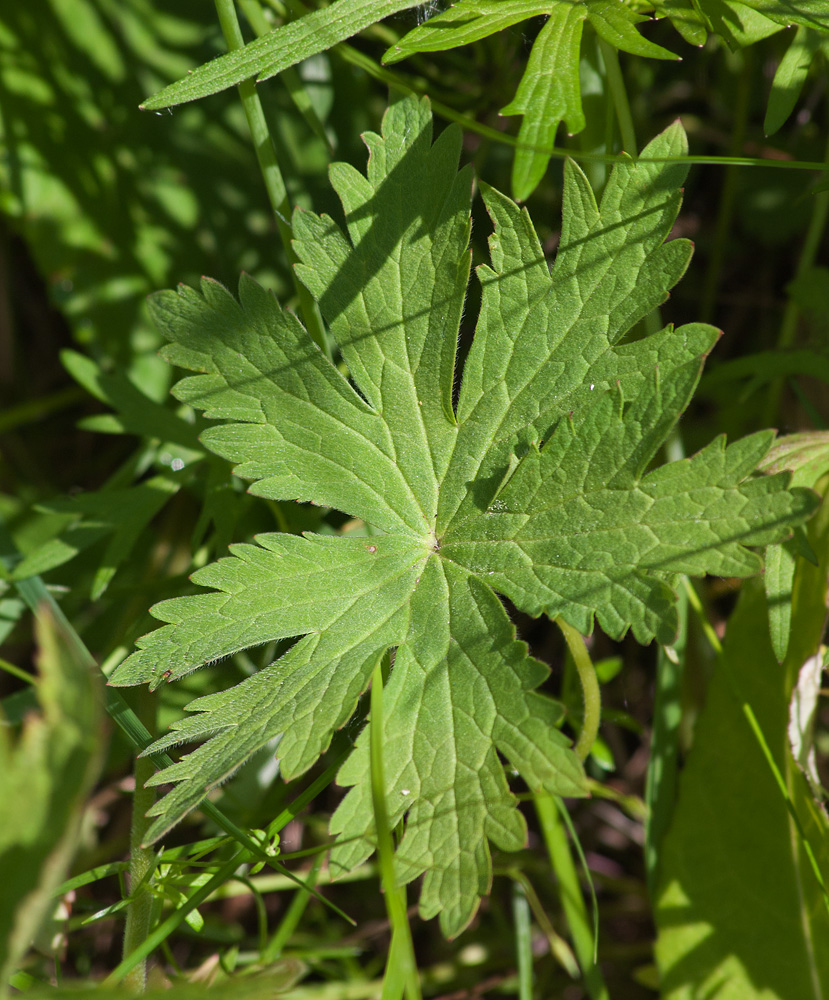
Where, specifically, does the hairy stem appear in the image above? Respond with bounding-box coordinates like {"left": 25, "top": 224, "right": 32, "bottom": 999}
{"left": 121, "top": 688, "right": 157, "bottom": 992}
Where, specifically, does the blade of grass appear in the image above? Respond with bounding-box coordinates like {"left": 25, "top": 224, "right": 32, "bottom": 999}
{"left": 765, "top": 123, "right": 829, "bottom": 423}
{"left": 53, "top": 863, "right": 129, "bottom": 897}
{"left": 501, "top": 868, "right": 579, "bottom": 978}
{"left": 121, "top": 686, "right": 158, "bottom": 991}
{"left": 0, "top": 656, "right": 35, "bottom": 685}
{"left": 534, "top": 794, "right": 609, "bottom": 1000}
{"left": 596, "top": 36, "right": 636, "bottom": 155}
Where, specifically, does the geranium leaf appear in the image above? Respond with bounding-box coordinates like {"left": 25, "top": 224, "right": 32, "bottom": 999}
{"left": 111, "top": 95, "right": 817, "bottom": 936}
{"left": 387, "top": 0, "right": 678, "bottom": 200}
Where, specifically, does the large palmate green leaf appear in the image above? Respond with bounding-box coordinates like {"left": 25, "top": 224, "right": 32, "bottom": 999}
{"left": 111, "top": 96, "right": 816, "bottom": 936}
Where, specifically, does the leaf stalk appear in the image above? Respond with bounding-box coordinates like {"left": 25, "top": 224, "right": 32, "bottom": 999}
{"left": 557, "top": 619, "right": 601, "bottom": 763}
{"left": 121, "top": 686, "right": 158, "bottom": 992}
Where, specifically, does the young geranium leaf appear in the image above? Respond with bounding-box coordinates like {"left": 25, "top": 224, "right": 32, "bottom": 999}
{"left": 385, "top": 0, "right": 678, "bottom": 200}
{"left": 110, "top": 95, "right": 817, "bottom": 937}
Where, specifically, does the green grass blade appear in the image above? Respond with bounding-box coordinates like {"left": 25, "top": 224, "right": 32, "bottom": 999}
{"left": 534, "top": 794, "right": 609, "bottom": 1000}
{"left": 214, "top": 0, "right": 329, "bottom": 357}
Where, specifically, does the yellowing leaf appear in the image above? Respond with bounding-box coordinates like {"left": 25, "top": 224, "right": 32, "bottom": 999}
{"left": 0, "top": 612, "right": 104, "bottom": 983}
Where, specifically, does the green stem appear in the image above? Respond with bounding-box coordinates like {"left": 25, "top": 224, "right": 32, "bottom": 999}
{"left": 261, "top": 853, "right": 323, "bottom": 963}
{"left": 700, "top": 48, "right": 753, "bottom": 324}
{"left": 0, "top": 656, "right": 35, "bottom": 684}
{"left": 534, "top": 795, "right": 610, "bottom": 1000}
{"left": 213, "top": 0, "right": 329, "bottom": 358}
{"left": 121, "top": 688, "right": 157, "bottom": 993}
{"left": 370, "top": 658, "right": 421, "bottom": 1000}
{"left": 557, "top": 619, "right": 601, "bottom": 762}
{"left": 764, "top": 124, "right": 829, "bottom": 423}
{"left": 596, "top": 38, "right": 637, "bottom": 156}
{"left": 512, "top": 880, "right": 534, "bottom": 1000}
{"left": 239, "top": 0, "right": 332, "bottom": 150}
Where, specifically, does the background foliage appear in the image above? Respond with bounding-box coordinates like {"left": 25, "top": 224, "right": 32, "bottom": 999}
{"left": 1, "top": 0, "right": 829, "bottom": 997}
